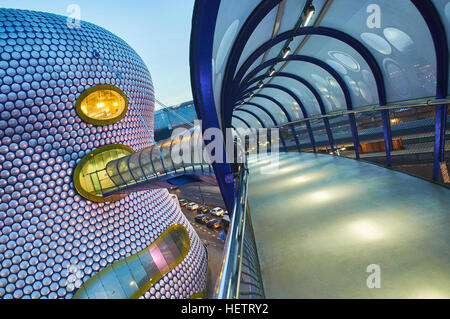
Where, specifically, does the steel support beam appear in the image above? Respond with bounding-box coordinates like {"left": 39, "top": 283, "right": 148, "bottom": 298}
{"left": 241, "top": 83, "right": 319, "bottom": 152}
{"left": 237, "top": 102, "right": 288, "bottom": 152}
{"left": 412, "top": 0, "right": 449, "bottom": 182}
{"left": 190, "top": 0, "right": 235, "bottom": 213}
{"left": 248, "top": 93, "right": 304, "bottom": 152}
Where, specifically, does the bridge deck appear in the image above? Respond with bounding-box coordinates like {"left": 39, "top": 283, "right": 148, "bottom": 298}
{"left": 247, "top": 153, "right": 450, "bottom": 298}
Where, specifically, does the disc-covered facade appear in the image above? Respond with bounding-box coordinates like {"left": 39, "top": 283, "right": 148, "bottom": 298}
{"left": 0, "top": 9, "right": 207, "bottom": 299}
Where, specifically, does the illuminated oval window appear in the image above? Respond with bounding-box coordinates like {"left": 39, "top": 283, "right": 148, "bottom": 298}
{"left": 76, "top": 85, "right": 128, "bottom": 125}
{"left": 73, "top": 224, "right": 191, "bottom": 299}
{"left": 74, "top": 144, "right": 134, "bottom": 202}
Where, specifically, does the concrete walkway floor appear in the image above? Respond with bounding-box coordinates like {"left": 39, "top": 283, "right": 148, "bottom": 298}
{"left": 247, "top": 153, "right": 450, "bottom": 298}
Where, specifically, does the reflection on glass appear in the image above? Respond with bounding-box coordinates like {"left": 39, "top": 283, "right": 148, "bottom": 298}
{"left": 360, "top": 32, "right": 392, "bottom": 55}
{"left": 383, "top": 58, "right": 410, "bottom": 97}
{"left": 216, "top": 19, "right": 240, "bottom": 73}
{"left": 383, "top": 28, "right": 415, "bottom": 54}
{"left": 73, "top": 144, "right": 134, "bottom": 202}
{"left": 328, "top": 50, "right": 360, "bottom": 71}
{"left": 446, "top": 2, "right": 450, "bottom": 23}
{"left": 73, "top": 224, "right": 190, "bottom": 299}
{"left": 327, "top": 59, "right": 348, "bottom": 75}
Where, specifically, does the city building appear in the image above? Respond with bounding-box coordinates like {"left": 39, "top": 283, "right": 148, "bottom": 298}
{"left": 154, "top": 101, "right": 197, "bottom": 141}
{"left": 0, "top": 8, "right": 206, "bottom": 299}
{"left": 1, "top": 0, "right": 450, "bottom": 301}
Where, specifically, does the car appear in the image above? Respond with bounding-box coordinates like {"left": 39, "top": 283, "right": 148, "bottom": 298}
{"left": 195, "top": 214, "right": 210, "bottom": 224}
{"left": 187, "top": 202, "right": 199, "bottom": 211}
{"left": 221, "top": 215, "right": 230, "bottom": 233}
{"left": 179, "top": 199, "right": 188, "bottom": 207}
{"left": 207, "top": 219, "right": 222, "bottom": 230}
{"left": 198, "top": 205, "right": 209, "bottom": 214}
{"left": 210, "top": 207, "right": 224, "bottom": 217}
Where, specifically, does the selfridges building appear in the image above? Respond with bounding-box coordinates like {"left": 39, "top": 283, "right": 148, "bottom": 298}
{"left": 0, "top": 8, "right": 207, "bottom": 299}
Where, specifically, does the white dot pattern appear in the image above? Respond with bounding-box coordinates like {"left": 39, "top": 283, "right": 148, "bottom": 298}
{"left": 0, "top": 8, "right": 207, "bottom": 299}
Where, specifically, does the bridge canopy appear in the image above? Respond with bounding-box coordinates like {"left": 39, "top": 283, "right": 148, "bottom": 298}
{"left": 190, "top": 0, "right": 449, "bottom": 208}
{"left": 194, "top": 0, "right": 448, "bottom": 131}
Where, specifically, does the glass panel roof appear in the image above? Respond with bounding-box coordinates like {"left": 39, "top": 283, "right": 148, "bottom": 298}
{"left": 198, "top": 0, "right": 447, "bottom": 130}
{"left": 300, "top": 35, "right": 378, "bottom": 107}
{"left": 236, "top": 5, "right": 279, "bottom": 74}
{"left": 320, "top": 0, "right": 437, "bottom": 103}
{"left": 232, "top": 116, "right": 250, "bottom": 129}
{"left": 257, "top": 87, "right": 303, "bottom": 121}
{"left": 237, "top": 105, "right": 276, "bottom": 127}
{"left": 249, "top": 96, "right": 289, "bottom": 124}
{"left": 233, "top": 110, "right": 264, "bottom": 128}
{"left": 269, "top": 76, "right": 322, "bottom": 116}
{"left": 241, "top": 36, "right": 306, "bottom": 80}
{"left": 282, "top": 61, "right": 346, "bottom": 112}
{"left": 431, "top": 0, "right": 450, "bottom": 94}
{"left": 213, "top": 0, "right": 261, "bottom": 124}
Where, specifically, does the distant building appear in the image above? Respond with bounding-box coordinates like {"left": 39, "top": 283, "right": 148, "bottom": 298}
{"left": 154, "top": 101, "right": 198, "bottom": 140}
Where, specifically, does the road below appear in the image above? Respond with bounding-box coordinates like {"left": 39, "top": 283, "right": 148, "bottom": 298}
{"left": 170, "top": 188, "right": 226, "bottom": 298}
{"left": 171, "top": 186, "right": 225, "bottom": 208}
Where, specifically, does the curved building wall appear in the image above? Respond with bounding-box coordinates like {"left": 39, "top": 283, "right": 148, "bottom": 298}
{"left": 0, "top": 8, "right": 207, "bottom": 299}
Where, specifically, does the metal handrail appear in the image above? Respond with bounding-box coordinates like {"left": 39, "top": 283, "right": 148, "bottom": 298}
{"left": 214, "top": 160, "right": 264, "bottom": 299}
{"left": 278, "top": 97, "right": 450, "bottom": 128}
{"left": 215, "top": 162, "right": 248, "bottom": 298}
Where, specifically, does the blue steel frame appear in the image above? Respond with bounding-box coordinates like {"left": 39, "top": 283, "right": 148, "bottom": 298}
{"left": 230, "top": 27, "right": 386, "bottom": 105}
{"left": 240, "top": 83, "right": 324, "bottom": 151}
{"left": 237, "top": 102, "right": 288, "bottom": 151}
{"left": 235, "top": 108, "right": 266, "bottom": 129}
{"left": 233, "top": 114, "right": 253, "bottom": 129}
{"left": 235, "top": 109, "right": 264, "bottom": 155}
{"left": 221, "top": 0, "right": 282, "bottom": 131}
{"left": 249, "top": 93, "right": 306, "bottom": 152}
{"left": 241, "top": 71, "right": 360, "bottom": 157}
{"left": 412, "top": 0, "right": 449, "bottom": 181}
{"left": 190, "top": 0, "right": 448, "bottom": 213}
{"left": 233, "top": 114, "right": 260, "bottom": 156}
{"left": 236, "top": 108, "right": 275, "bottom": 152}
{"left": 190, "top": 0, "right": 235, "bottom": 213}
{"left": 226, "top": 27, "right": 388, "bottom": 161}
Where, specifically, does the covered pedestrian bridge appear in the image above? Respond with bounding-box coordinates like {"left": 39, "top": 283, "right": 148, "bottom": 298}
{"left": 189, "top": 0, "right": 450, "bottom": 298}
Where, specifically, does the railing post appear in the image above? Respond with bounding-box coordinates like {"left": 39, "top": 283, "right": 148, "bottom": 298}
{"left": 348, "top": 113, "right": 360, "bottom": 159}
{"left": 290, "top": 125, "right": 301, "bottom": 152}
{"left": 323, "top": 118, "right": 335, "bottom": 153}
{"left": 433, "top": 104, "right": 448, "bottom": 181}
{"left": 305, "top": 121, "right": 316, "bottom": 153}
{"left": 381, "top": 110, "right": 393, "bottom": 167}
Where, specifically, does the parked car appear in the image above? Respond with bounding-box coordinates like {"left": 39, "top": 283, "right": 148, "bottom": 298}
{"left": 210, "top": 207, "right": 224, "bottom": 217}
{"left": 221, "top": 215, "right": 230, "bottom": 233}
{"left": 179, "top": 199, "right": 188, "bottom": 207}
{"left": 187, "top": 202, "right": 199, "bottom": 211}
{"left": 195, "top": 214, "right": 210, "bottom": 224}
{"left": 207, "top": 219, "right": 222, "bottom": 230}
{"left": 198, "top": 205, "right": 209, "bottom": 214}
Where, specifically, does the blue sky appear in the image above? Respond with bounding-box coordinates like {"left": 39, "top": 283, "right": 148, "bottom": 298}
{"left": 0, "top": 0, "right": 195, "bottom": 108}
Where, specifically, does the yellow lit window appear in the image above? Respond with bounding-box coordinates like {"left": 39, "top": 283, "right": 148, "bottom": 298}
{"left": 73, "top": 144, "right": 134, "bottom": 202}
{"left": 76, "top": 85, "right": 128, "bottom": 125}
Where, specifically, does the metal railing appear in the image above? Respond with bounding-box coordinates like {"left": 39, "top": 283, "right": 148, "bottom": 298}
{"left": 214, "top": 162, "right": 265, "bottom": 299}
